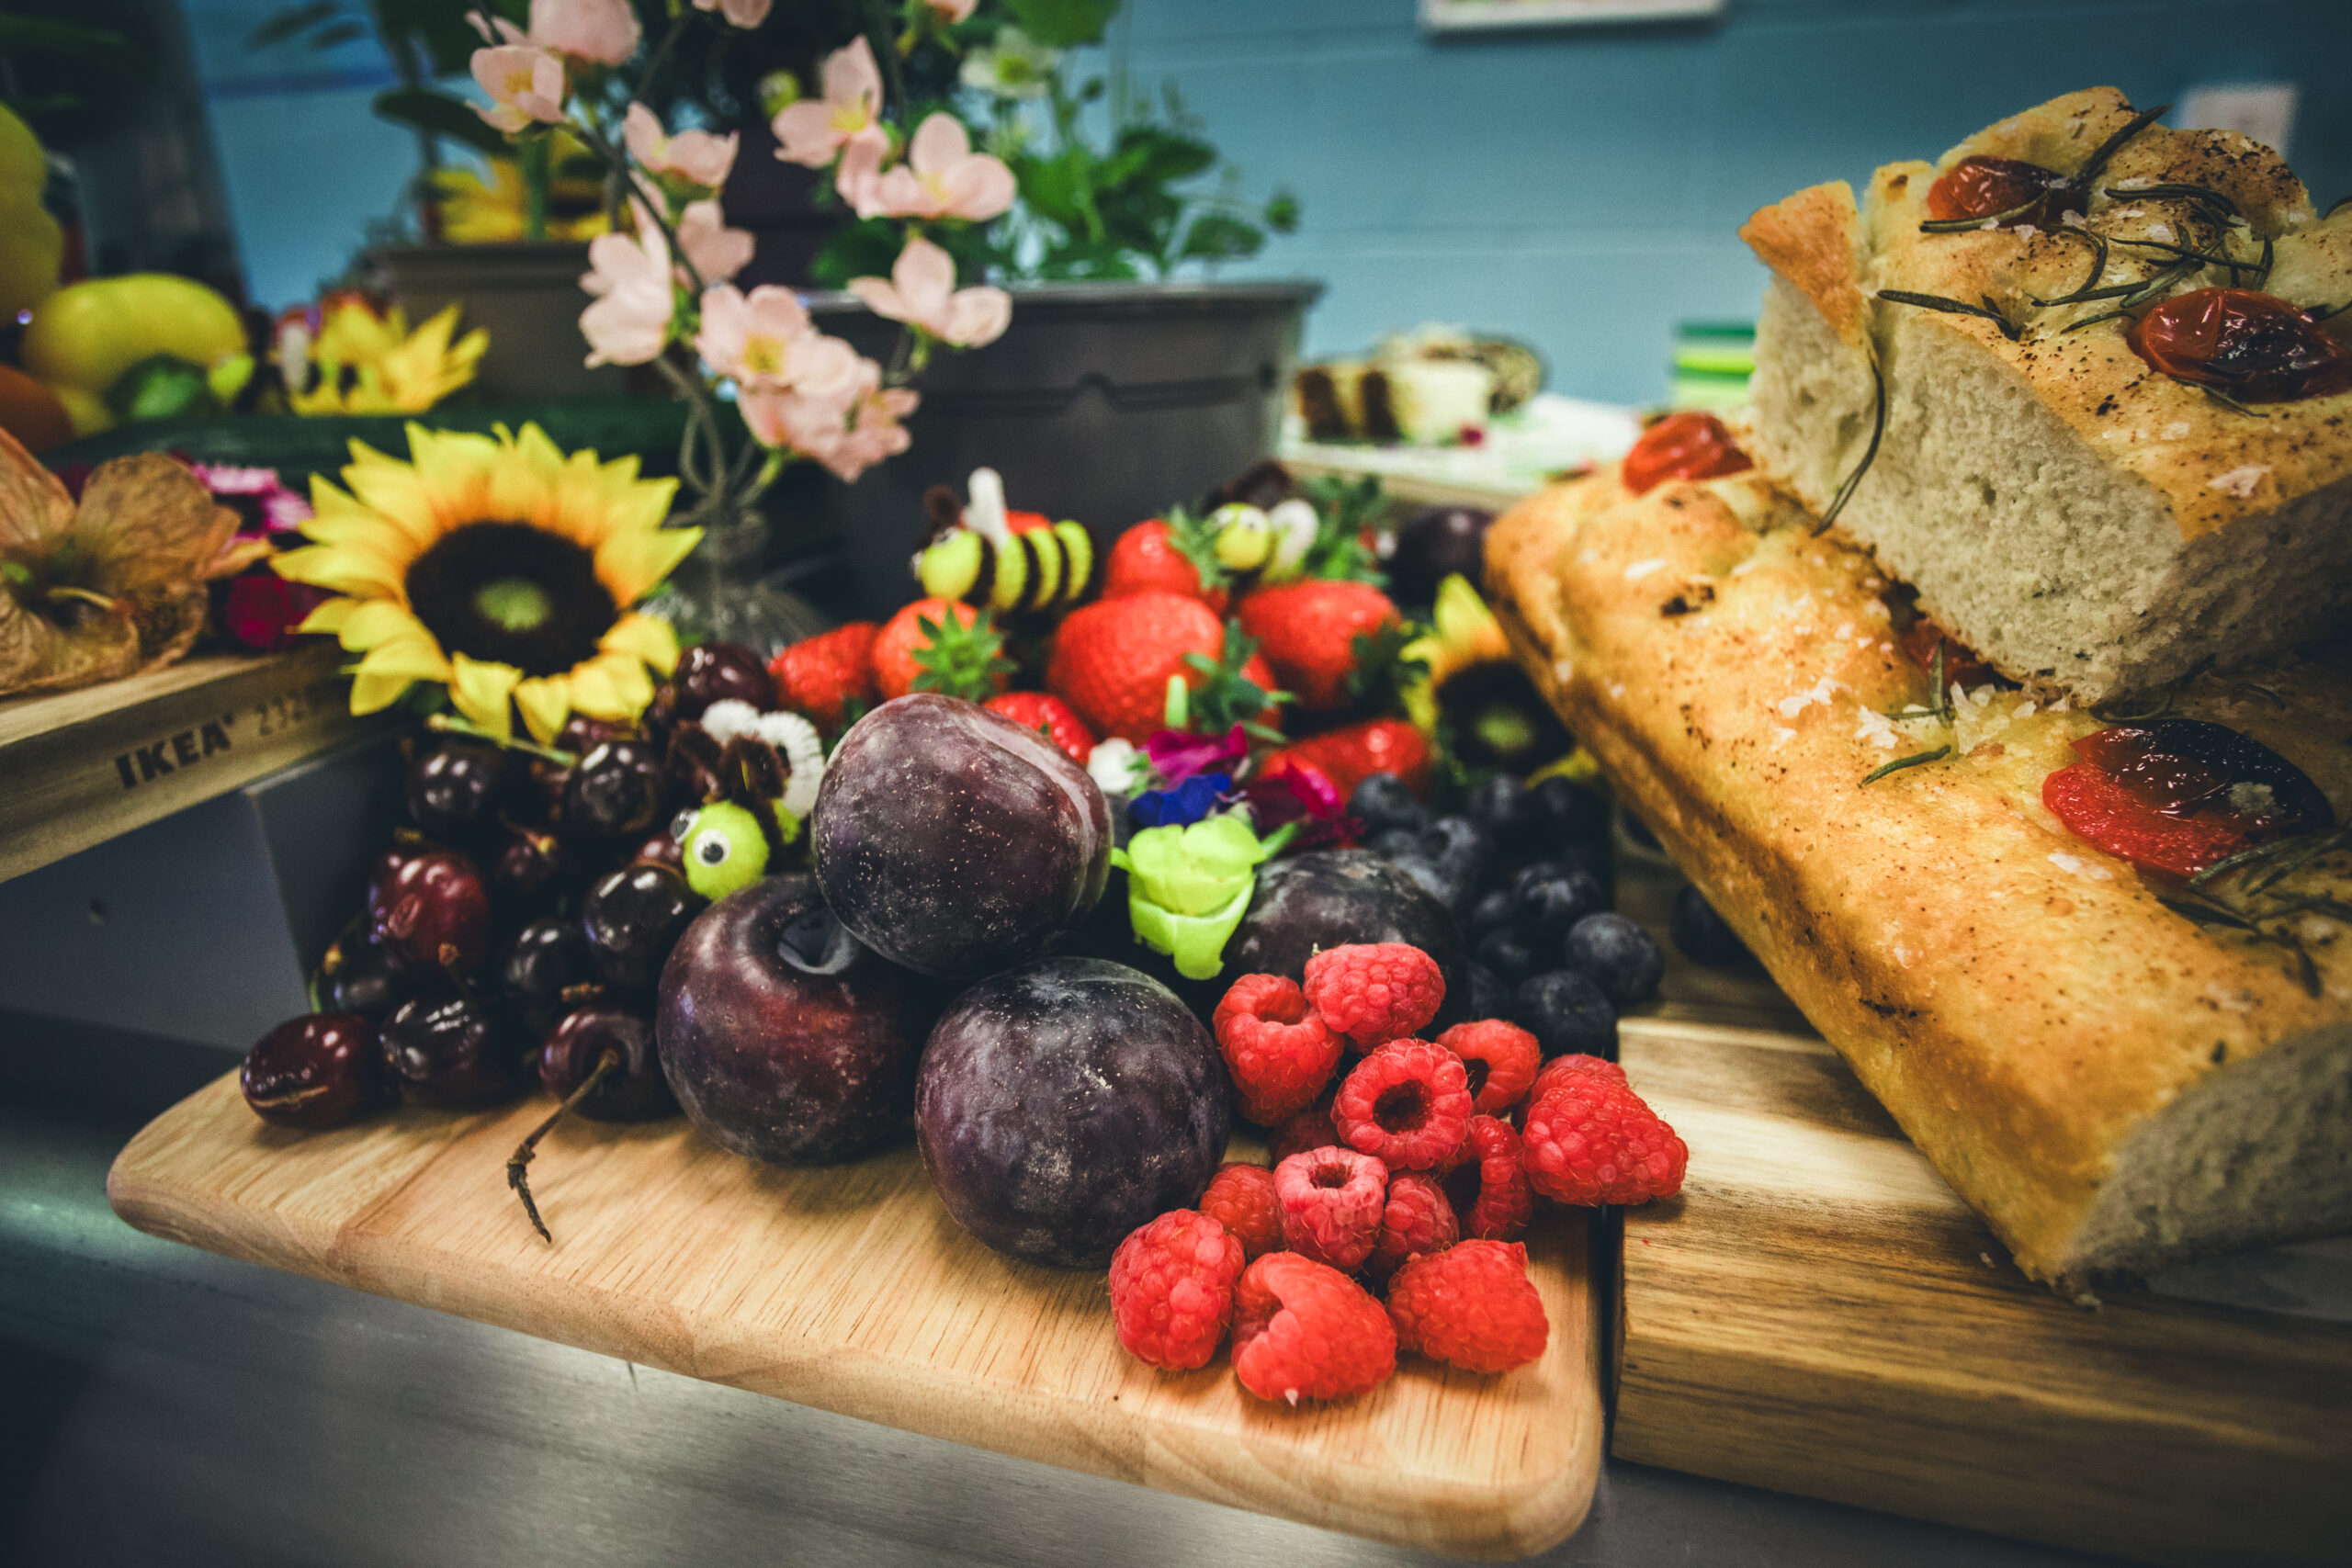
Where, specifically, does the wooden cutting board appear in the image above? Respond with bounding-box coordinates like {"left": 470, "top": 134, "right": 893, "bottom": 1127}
{"left": 107, "top": 1073, "right": 1601, "bottom": 1560}
{"left": 1612, "top": 1016, "right": 2352, "bottom": 1568}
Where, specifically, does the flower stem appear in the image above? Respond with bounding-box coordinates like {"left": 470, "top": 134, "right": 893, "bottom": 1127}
{"left": 426, "top": 711, "right": 578, "bottom": 766}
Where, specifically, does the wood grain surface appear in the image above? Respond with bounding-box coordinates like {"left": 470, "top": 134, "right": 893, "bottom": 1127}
{"left": 0, "top": 644, "right": 381, "bottom": 882}
{"left": 107, "top": 1073, "right": 1602, "bottom": 1559}
{"left": 1613, "top": 1016, "right": 2352, "bottom": 1568}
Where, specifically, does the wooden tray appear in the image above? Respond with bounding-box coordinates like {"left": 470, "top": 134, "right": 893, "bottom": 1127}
{"left": 0, "top": 644, "right": 380, "bottom": 883}
{"left": 1612, "top": 1016, "right": 2352, "bottom": 1568}
{"left": 107, "top": 1074, "right": 1602, "bottom": 1559}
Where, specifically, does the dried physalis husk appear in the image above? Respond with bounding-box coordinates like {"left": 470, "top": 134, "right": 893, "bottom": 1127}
{"left": 0, "top": 427, "right": 261, "bottom": 698}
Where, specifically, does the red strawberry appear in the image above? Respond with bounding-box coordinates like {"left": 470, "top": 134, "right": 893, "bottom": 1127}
{"left": 1103, "top": 519, "right": 1228, "bottom": 611}
{"left": 768, "top": 622, "right": 878, "bottom": 732}
{"left": 872, "top": 597, "right": 1010, "bottom": 701}
{"left": 1046, "top": 591, "right": 1232, "bottom": 743}
{"left": 1237, "top": 580, "right": 1399, "bottom": 712}
{"left": 1264, "top": 717, "right": 1432, "bottom": 802}
{"left": 983, "top": 691, "right": 1098, "bottom": 763}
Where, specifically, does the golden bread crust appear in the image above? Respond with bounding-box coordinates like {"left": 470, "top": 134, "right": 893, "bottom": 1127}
{"left": 1743, "top": 86, "right": 2352, "bottom": 543}
{"left": 1737, "top": 181, "right": 1869, "bottom": 352}
{"left": 1485, "top": 466, "right": 2352, "bottom": 1282}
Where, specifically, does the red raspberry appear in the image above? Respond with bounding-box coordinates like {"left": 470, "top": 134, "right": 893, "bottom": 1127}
{"left": 1435, "top": 1020, "right": 1542, "bottom": 1116}
{"left": 1440, "top": 1114, "right": 1535, "bottom": 1241}
{"left": 1332, "top": 1039, "right": 1473, "bottom": 1171}
{"left": 1385, "top": 1239, "right": 1549, "bottom": 1374}
{"left": 1521, "top": 1077, "right": 1688, "bottom": 1205}
{"left": 1199, "top": 1163, "right": 1283, "bottom": 1260}
{"left": 1213, "top": 974, "right": 1343, "bottom": 1126}
{"left": 1272, "top": 1145, "right": 1388, "bottom": 1270}
{"left": 1303, "top": 942, "right": 1444, "bottom": 1049}
{"left": 1266, "top": 1089, "right": 1341, "bottom": 1166}
{"left": 1231, "top": 1252, "right": 1397, "bottom": 1405}
{"left": 1108, "top": 1209, "right": 1246, "bottom": 1371}
{"left": 1365, "top": 1171, "right": 1459, "bottom": 1280}
{"left": 1527, "top": 1053, "right": 1627, "bottom": 1109}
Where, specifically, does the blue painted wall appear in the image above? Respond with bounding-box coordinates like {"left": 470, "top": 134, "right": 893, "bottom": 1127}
{"left": 186, "top": 0, "right": 2351, "bottom": 403}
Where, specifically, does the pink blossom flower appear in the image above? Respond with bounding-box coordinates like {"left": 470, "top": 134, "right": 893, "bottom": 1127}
{"left": 869, "top": 114, "right": 1016, "bottom": 221}
{"left": 772, "top": 37, "right": 887, "bottom": 168}
{"left": 696, "top": 286, "right": 860, "bottom": 394}
{"left": 834, "top": 136, "right": 888, "bottom": 218}
{"left": 526, "top": 0, "right": 639, "bottom": 65}
{"left": 826, "top": 372, "right": 919, "bottom": 481}
{"left": 579, "top": 215, "right": 675, "bottom": 367}
{"left": 674, "top": 198, "right": 755, "bottom": 286}
{"left": 1147, "top": 726, "right": 1249, "bottom": 785}
{"left": 848, "top": 235, "right": 1011, "bottom": 348}
{"left": 472, "top": 45, "right": 567, "bottom": 132}
{"left": 925, "top": 0, "right": 977, "bottom": 20}
{"left": 692, "top": 0, "right": 772, "bottom": 27}
{"left": 622, "top": 102, "right": 738, "bottom": 189}
{"left": 742, "top": 359, "right": 915, "bottom": 481}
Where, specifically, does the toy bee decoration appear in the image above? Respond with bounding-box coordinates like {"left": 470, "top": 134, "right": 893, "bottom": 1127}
{"left": 913, "top": 468, "right": 1102, "bottom": 614}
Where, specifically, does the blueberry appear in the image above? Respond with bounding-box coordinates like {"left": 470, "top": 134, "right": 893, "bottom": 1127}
{"left": 1464, "top": 774, "right": 1528, "bottom": 828}
{"left": 1671, "top": 885, "right": 1752, "bottom": 967}
{"left": 1387, "top": 852, "right": 1475, "bottom": 916}
{"left": 1563, "top": 912, "right": 1664, "bottom": 1007}
{"left": 1530, "top": 776, "right": 1611, "bottom": 848}
{"left": 1467, "top": 963, "right": 1512, "bottom": 1023}
{"left": 1420, "top": 815, "right": 1491, "bottom": 880}
{"left": 1467, "top": 774, "right": 1554, "bottom": 868}
{"left": 1369, "top": 827, "right": 1424, "bottom": 861}
{"left": 1519, "top": 871, "right": 1608, "bottom": 942}
{"left": 1348, "top": 773, "right": 1428, "bottom": 837}
{"left": 1515, "top": 842, "right": 1614, "bottom": 906}
{"left": 1475, "top": 924, "right": 1542, "bottom": 981}
{"left": 1512, "top": 970, "right": 1617, "bottom": 1060}
{"left": 1466, "top": 888, "right": 1518, "bottom": 938}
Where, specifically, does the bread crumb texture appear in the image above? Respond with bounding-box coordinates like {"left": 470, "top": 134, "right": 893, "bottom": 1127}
{"left": 1741, "top": 86, "right": 2352, "bottom": 705}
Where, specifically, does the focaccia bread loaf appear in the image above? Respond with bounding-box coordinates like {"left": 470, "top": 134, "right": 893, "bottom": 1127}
{"left": 1485, "top": 459, "right": 2352, "bottom": 1292}
{"left": 1744, "top": 87, "right": 2352, "bottom": 705}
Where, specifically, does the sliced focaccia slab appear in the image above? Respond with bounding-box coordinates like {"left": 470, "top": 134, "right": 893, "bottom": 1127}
{"left": 1485, "top": 453, "right": 2352, "bottom": 1292}
{"left": 1744, "top": 86, "right": 2352, "bottom": 705}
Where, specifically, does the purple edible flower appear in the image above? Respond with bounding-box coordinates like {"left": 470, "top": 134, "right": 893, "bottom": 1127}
{"left": 1129, "top": 772, "right": 1232, "bottom": 829}
{"left": 1145, "top": 724, "right": 1248, "bottom": 786}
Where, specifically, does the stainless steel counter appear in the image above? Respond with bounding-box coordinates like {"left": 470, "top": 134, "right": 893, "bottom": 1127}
{"left": 0, "top": 1024, "right": 2116, "bottom": 1568}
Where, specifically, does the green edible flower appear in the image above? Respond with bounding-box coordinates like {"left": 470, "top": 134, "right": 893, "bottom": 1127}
{"left": 1112, "top": 816, "right": 1295, "bottom": 980}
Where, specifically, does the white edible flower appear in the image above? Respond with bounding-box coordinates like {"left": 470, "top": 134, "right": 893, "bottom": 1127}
{"left": 1087, "top": 738, "right": 1149, "bottom": 795}
{"left": 699, "top": 701, "right": 826, "bottom": 818}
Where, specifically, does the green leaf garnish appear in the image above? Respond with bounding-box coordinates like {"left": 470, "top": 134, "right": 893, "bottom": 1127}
{"left": 1860, "top": 745, "right": 1949, "bottom": 785}
{"left": 1813, "top": 360, "right": 1884, "bottom": 536}
{"left": 1877, "top": 289, "right": 2023, "bottom": 341}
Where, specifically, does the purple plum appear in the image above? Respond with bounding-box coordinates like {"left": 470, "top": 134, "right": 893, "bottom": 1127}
{"left": 915, "top": 957, "right": 1229, "bottom": 1269}
{"left": 1227, "top": 850, "right": 1471, "bottom": 1029}
{"left": 657, "top": 874, "right": 924, "bottom": 1165}
{"left": 812, "top": 694, "right": 1112, "bottom": 978}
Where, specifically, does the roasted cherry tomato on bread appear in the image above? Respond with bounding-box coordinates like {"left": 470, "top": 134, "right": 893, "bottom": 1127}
{"left": 1926, "top": 155, "right": 2081, "bottom": 229}
{"left": 1622, "top": 412, "right": 1753, "bottom": 496}
{"left": 2042, "top": 718, "right": 2333, "bottom": 879}
{"left": 1899, "top": 618, "right": 2001, "bottom": 692}
{"left": 2127, "top": 288, "right": 2352, "bottom": 404}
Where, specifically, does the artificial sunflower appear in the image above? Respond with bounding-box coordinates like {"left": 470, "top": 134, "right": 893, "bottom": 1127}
{"left": 272, "top": 423, "right": 699, "bottom": 742}
{"left": 288, "top": 299, "right": 488, "bottom": 417}
{"left": 427, "top": 136, "right": 613, "bottom": 245}
{"left": 1402, "top": 573, "right": 1579, "bottom": 774}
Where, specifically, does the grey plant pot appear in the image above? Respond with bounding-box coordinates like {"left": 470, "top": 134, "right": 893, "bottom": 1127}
{"left": 371, "top": 243, "right": 629, "bottom": 402}
{"left": 806, "top": 279, "right": 1324, "bottom": 618}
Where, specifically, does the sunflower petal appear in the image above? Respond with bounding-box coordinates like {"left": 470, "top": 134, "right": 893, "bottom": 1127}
{"left": 349, "top": 669, "right": 418, "bottom": 715}
{"left": 356, "top": 631, "right": 451, "bottom": 684}
{"left": 599, "top": 611, "right": 680, "bottom": 676}
{"left": 338, "top": 600, "right": 435, "bottom": 653}
{"left": 596, "top": 525, "right": 701, "bottom": 606}
{"left": 513, "top": 675, "right": 574, "bottom": 745}
{"left": 447, "top": 653, "right": 521, "bottom": 739}
{"left": 563, "top": 652, "right": 653, "bottom": 720}
{"left": 271, "top": 541, "right": 409, "bottom": 601}
{"left": 295, "top": 596, "right": 356, "bottom": 636}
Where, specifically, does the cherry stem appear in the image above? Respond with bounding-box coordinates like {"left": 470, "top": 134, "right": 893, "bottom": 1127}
{"left": 507, "top": 1051, "right": 621, "bottom": 1245}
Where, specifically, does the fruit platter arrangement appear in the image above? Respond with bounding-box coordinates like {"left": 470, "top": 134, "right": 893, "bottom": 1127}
{"left": 199, "top": 422, "right": 1728, "bottom": 1437}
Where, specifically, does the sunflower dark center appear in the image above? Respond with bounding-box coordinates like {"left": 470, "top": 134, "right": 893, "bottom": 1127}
{"left": 405, "top": 522, "right": 615, "bottom": 677}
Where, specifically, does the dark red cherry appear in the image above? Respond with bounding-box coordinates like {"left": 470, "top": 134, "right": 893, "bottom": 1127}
{"left": 632, "top": 828, "right": 684, "bottom": 870}
{"left": 2128, "top": 288, "right": 2352, "bottom": 404}
{"left": 241, "top": 1013, "right": 392, "bottom": 1130}
{"left": 539, "top": 1004, "right": 674, "bottom": 1121}
{"left": 406, "top": 739, "right": 513, "bottom": 837}
{"left": 316, "top": 934, "right": 413, "bottom": 1017}
{"left": 582, "top": 862, "right": 705, "bottom": 991}
{"left": 556, "top": 714, "right": 637, "bottom": 756}
{"left": 368, "top": 850, "right": 492, "bottom": 975}
{"left": 381, "top": 989, "right": 527, "bottom": 1109}
{"left": 492, "top": 828, "right": 575, "bottom": 907}
{"left": 1926, "top": 155, "right": 2078, "bottom": 228}
{"left": 657, "top": 641, "right": 775, "bottom": 725}
{"left": 562, "top": 739, "right": 667, "bottom": 840}
{"left": 502, "top": 916, "right": 598, "bottom": 1039}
